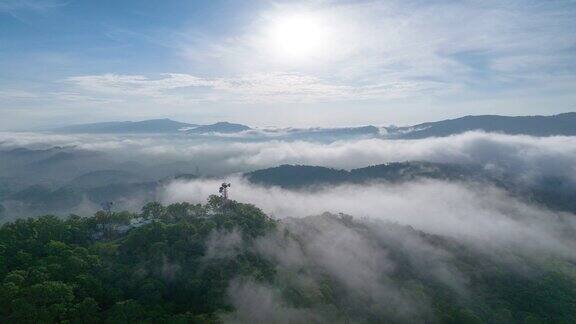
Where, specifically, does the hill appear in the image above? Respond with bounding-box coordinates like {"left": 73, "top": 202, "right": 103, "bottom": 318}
{"left": 245, "top": 162, "right": 576, "bottom": 214}
{"left": 245, "top": 162, "right": 487, "bottom": 188}
{"left": 390, "top": 112, "right": 576, "bottom": 138}
{"left": 53, "top": 119, "right": 197, "bottom": 134}
{"left": 186, "top": 122, "right": 251, "bottom": 134}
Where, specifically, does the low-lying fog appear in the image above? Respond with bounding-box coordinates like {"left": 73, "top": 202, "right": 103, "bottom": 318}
{"left": 1, "top": 130, "right": 575, "bottom": 221}
{"left": 1, "top": 131, "right": 575, "bottom": 179}
{"left": 2, "top": 130, "right": 576, "bottom": 322}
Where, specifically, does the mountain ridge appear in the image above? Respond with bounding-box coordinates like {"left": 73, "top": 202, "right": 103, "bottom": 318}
{"left": 52, "top": 118, "right": 197, "bottom": 134}
{"left": 244, "top": 162, "right": 488, "bottom": 188}
{"left": 186, "top": 121, "right": 251, "bottom": 134}
{"left": 389, "top": 112, "right": 576, "bottom": 138}
{"left": 48, "top": 112, "right": 576, "bottom": 137}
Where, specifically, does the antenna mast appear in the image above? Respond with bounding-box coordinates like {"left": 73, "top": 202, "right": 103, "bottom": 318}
{"left": 101, "top": 201, "right": 114, "bottom": 216}
{"left": 219, "top": 183, "right": 231, "bottom": 204}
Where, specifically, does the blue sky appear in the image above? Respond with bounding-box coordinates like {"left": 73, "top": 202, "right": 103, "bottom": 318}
{"left": 1, "top": 0, "right": 576, "bottom": 129}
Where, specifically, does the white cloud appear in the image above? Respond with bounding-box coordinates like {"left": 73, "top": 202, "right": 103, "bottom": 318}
{"left": 1, "top": 131, "right": 575, "bottom": 182}
{"left": 179, "top": 0, "right": 576, "bottom": 83}
{"left": 27, "top": 1, "right": 566, "bottom": 110}
{"left": 0, "top": 89, "right": 39, "bottom": 100}
{"left": 64, "top": 72, "right": 447, "bottom": 104}
{"left": 161, "top": 177, "right": 576, "bottom": 262}
{"left": 222, "top": 279, "right": 325, "bottom": 323}
{"left": 65, "top": 74, "right": 211, "bottom": 97}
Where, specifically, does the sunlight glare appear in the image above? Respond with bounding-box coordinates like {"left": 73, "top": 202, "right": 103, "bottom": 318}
{"left": 268, "top": 13, "right": 329, "bottom": 61}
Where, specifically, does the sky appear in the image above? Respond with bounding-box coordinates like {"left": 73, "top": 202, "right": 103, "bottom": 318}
{"left": 1, "top": 0, "right": 575, "bottom": 130}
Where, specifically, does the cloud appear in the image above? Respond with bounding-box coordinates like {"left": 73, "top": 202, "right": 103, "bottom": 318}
{"left": 65, "top": 74, "right": 211, "bottom": 98}
{"left": 217, "top": 191, "right": 475, "bottom": 322}
{"left": 162, "top": 177, "right": 576, "bottom": 263}
{"left": 221, "top": 279, "right": 325, "bottom": 323}
{"left": 199, "top": 174, "right": 576, "bottom": 321}
{"left": 251, "top": 214, "right": 455, "bottom": 321}
{"left": 1, "top": 130, "right": 575, "bottom": 220}
{"left": 0, "top": 89, "right": 39, "bottom": 100}
{"left": 205, "top": 229, "right": 244, "bottom": 259}
{"left": 1, "top": 131, "right": 575, "bottom": 183}
{"left": 64, "top": 72, "right": 446, "bottom": 105}
{"left": 179, "top": 0, "right": 576, "bottom": 86}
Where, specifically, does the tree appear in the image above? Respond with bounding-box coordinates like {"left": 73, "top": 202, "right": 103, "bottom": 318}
{"left": 141, "top": 202, "right": 164, "bottom": 220}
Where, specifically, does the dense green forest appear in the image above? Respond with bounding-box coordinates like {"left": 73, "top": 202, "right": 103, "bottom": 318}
{"left": 1, "top": 197, "right": 576, "bottom": 323}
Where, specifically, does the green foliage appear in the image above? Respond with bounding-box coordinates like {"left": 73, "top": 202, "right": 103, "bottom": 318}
{"left": 0, "top": 198, "right": 274, "bottom": 323}
{"left": 1, "top": 198, "right": 576, "bottom": 323}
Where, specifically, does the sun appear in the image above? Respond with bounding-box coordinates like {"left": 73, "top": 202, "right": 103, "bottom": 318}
{"left": 267, "top": 13, "right": 329, "bottom": 61}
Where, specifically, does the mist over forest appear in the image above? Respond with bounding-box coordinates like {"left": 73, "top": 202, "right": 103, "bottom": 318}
{"left": 2, "top": 119, "right": 576, "bottom": 218}
{"left": 2, "top": 114, "right": 576, "bottom": 323}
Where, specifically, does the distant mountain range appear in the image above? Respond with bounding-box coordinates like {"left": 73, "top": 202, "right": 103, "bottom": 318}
{"left": 53, "top": 119, "right": 255, "bottom": 135}
{"left": 53, "top": 119, "right": 197, "bottom": 134}
{"left": 388, "top": 112, "right": 576, "bottom": 138}
{"left": 50, "top": 112, "right": 576, "bottom": 137}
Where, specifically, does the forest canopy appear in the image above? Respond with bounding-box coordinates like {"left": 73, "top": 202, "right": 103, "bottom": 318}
{"left": 1, "top": 197, "right": 576, "bottom": 323}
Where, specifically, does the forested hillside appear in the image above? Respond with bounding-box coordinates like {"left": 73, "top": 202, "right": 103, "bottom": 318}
{"left": 246, "top": 163, "right": 576, "bottom": 214}
{"left": 1, "top": 197, "right": 576, "bottom": 323}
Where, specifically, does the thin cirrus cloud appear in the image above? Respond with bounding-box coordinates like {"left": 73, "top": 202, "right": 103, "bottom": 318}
{"left": 64, "top": 73, "right": 448, "bottom": 104}
{"left": 0, "top": 0, "right": 66, "bottom": 13}
{"left": 178, "top": 0, "right": 576, "bottom": 81}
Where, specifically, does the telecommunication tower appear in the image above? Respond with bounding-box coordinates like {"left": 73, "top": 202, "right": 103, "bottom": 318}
{"left": 101, "top": 201, "right": 114, "bottom": 216}
{"left": 219, "top": 183, "right": 231, "bottom": 202}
